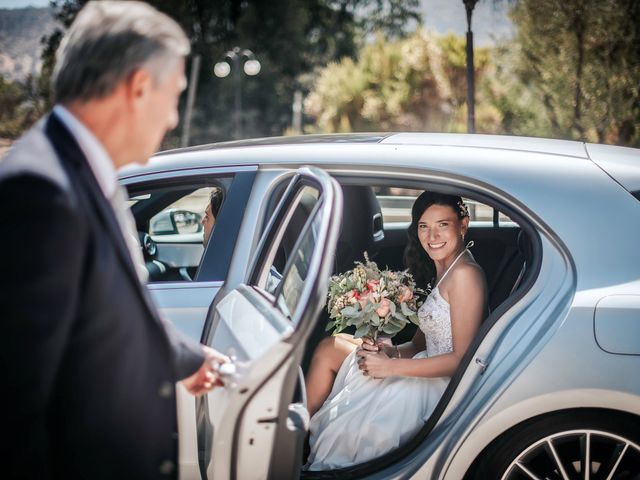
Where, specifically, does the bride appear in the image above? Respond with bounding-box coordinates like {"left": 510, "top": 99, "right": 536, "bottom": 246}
{"left": 304, "top": 191, "right": 488, "bottom": 471}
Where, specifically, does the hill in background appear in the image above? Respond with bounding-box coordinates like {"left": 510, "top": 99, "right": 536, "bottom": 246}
{"left": 0, "top": 6, "right": 57, "bottom": 81}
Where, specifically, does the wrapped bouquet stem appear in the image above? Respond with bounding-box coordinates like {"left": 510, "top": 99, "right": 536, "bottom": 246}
{"left": 326, "top": 253, "right": 422, "bottom": 341}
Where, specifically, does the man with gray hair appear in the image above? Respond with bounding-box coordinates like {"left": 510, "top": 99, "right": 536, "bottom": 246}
{"left": 0, "top": 2, "right": 227, "bottom": 478}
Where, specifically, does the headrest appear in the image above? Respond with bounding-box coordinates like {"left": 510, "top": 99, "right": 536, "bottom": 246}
{"left": 335, "top": 186, "right": 384, "bottom": 272}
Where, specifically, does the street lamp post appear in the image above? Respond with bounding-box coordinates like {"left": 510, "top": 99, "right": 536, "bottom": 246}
{"left": 464, "top": 0, "right": 478, "bottom": 134}
{"left": 214, "top": 47, "right": 261, "bottom": 139}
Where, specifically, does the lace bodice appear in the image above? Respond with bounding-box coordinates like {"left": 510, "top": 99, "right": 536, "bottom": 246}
{"left": 416, "top": 245, "right": 473, "bottom": 357}
{"left": 418, "top": 288, "right": 452, "bottom": 357}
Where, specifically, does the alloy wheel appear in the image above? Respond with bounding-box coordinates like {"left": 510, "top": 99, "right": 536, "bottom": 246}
{"left": 501, "top": 429, "right": 640, "bottom": 480}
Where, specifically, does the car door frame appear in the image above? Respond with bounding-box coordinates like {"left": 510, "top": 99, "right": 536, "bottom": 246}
{"left": 201, "top": 166, "right": 342, "bottom": 480}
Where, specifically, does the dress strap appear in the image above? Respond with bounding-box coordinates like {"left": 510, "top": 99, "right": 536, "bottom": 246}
{"left": 434, "top": 241, "right": 474, "bottom": 289}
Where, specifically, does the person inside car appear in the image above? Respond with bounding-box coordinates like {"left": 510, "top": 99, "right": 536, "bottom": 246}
{"left": 304, "top": 192, "right": 487, "bottom": 470}
{"left": 202, "top": 187, "right": 224, "bottom": 246}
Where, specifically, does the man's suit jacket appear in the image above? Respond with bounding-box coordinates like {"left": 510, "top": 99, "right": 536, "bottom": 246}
{"left": 0, "top": 114, "right": 205, "bottom": 479}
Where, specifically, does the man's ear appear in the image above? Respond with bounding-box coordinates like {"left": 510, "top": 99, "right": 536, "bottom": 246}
{"left": 124, "top": 68, "right": 152, "bottom": 108}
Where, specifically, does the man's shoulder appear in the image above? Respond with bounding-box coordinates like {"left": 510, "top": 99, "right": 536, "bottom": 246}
{"left": 0, "top": 116, "right": 71, "bottom": 193}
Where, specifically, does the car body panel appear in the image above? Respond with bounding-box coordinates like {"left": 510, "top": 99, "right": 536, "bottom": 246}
{"left": 113, "top": 133, "right": 640, "bottom": 479}
{"left": 586, "top": 142, "right": 640, "bottom": 193}
{"left": 594, "top": 295, "right": 640, "bottom": 355}
{"left": 147, "top": 281, "right": 222, "bottom": 340}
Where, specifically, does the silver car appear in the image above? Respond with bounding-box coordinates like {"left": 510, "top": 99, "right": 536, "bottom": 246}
{"left": 119, "top": 133, "right": 640, "bottom": 479}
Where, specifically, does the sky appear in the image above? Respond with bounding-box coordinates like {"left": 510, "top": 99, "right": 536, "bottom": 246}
{"left": 0, "top": 0, "right": 49, "bottom": 7}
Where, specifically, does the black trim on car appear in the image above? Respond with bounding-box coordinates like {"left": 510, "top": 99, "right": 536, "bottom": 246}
{"left": 196, "top": 170, "right": 257, "bottom": 281}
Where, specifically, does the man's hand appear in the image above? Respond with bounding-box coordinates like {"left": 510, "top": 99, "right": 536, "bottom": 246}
{"left": 181, "top": 346, "right": 230, "bottom": 396}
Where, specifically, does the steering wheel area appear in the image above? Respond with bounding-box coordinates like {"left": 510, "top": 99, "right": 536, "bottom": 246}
{"left": 138, "top": 232, "right": 168, "bottom": 281}
{"left": 142, "top": 233, "right": 157, "bottom": 257}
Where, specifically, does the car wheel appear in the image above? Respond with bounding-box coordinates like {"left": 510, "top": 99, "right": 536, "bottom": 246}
{"left": 473, "top": 410, "right": 640, "bottom": 479}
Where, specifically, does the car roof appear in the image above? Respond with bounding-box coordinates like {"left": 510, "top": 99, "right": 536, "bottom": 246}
{"left": 120, "top": 133, "right": 637, "bottom": 188}
{"left": 155, "top": 133, "right": 392, "bottom": 155}
{"left": 156, "top": 132, "right": 587, "bottom": 158}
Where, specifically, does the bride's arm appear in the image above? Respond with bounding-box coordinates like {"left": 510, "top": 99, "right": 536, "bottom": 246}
{"left": 391, "top": 264, "right": 485, "bottom": 378}
{"left": 395, "top": 328, "right": 426, "bottom": 359}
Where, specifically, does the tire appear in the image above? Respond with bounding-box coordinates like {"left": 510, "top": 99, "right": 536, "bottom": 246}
{"left": 473, "top": 409, "right": 640, "bottom": 480}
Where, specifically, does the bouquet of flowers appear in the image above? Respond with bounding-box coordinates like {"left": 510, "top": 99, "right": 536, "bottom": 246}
{"left": 326, "top": 253, "right": 422, "bottom": 340}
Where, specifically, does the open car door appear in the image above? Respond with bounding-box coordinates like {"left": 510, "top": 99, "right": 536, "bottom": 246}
{"left": 204, "top": 167, "right": 342, "bottom": 479}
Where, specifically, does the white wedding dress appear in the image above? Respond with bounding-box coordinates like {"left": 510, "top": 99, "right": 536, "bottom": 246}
{"left": 305, "top": 250, "right": 468, "bottom": 471}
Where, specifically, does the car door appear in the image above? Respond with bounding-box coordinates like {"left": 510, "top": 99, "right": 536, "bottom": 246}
{"left": 203, "top": 167, "right": 342, "bottom": 480}
{"left": 120, "top": 166, "right": 257, "bottom": 341}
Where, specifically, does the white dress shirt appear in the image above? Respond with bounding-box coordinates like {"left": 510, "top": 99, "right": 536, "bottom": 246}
{"left": 53, "top": 105, "right": 148, "bottom": 282}
{"left": 53, "top": 105, "right": 117, "bottom": 200}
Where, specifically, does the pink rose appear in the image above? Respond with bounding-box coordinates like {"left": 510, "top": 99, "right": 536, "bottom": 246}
{"left": 398, "top": 285, "right": 413, "bottom": 303}
{"left": 376, "top": 298, "right": 391, "bottom": 318}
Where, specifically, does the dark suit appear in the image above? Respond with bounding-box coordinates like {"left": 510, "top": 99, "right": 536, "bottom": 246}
{"left": 0, "top": 113, "right": 205, "bottom": 479}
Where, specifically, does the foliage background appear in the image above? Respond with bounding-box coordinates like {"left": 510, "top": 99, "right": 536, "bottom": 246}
{"left": 0, "top": 0, "right": 638, "bottom": 147}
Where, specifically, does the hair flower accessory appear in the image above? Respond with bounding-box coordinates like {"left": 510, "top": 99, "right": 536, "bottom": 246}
{"left": 457, "top": 200, "right": 470, "bottom": 218}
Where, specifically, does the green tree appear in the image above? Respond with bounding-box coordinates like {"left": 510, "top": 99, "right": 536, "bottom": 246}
{"left": 38, "top": 0, "right": 421, "bottom": 145}
{"left": 507, "top": 0, "right": 640, "bottom": 146}
{"left": 481, "top": 40, "right": 551, "bottom": 137}
{"left": 304, "top": 29, "right": 493, "bottom": 133}
{"left": 0, "top": 75, "right": 46, "bottom": 139}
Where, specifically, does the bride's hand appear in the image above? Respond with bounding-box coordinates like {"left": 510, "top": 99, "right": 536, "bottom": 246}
{"left": 358, "top": 337, "right": 379, "bottom": 353}
{"left": 356, "top": 348, "right": 395, "bottom": 379}
{"left": 375, "top": 336, "right": 395, "bottom": 357}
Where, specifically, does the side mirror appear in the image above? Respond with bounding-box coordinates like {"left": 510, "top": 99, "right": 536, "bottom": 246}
{"left": 150, "top": 209, "right": 203, "bottom": 235}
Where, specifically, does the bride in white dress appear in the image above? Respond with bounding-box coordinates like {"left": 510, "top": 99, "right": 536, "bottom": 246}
{"left": 304, "top": 192, "right": 487, "bottom": 471}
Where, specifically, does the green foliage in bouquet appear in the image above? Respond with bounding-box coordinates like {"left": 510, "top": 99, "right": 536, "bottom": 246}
{"left": 326, "top": 253, "right": 422, "bottom": 340}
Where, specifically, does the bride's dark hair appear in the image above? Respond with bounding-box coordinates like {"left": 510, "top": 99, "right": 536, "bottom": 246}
{"left": 403, "top": 191, "right": 468, "bottom": 291}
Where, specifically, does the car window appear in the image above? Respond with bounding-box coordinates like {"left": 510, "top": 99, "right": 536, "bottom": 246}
{"left": 127, "top": 179, "right": 231, "bottom": 283}
{"left": 275, "top": 200, "right": 321, "bottom": 322}
{"left": 372, "top": 187, "right": 514, "bottom": 226}
{"left": 251, "top": 184, "right": 321, "bottom": 321}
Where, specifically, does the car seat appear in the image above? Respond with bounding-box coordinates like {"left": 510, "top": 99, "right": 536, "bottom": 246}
{"left": 510, "top": 230, "right": 533, "bottom": 295}
{"left": 301, "top": 186, "right": 385, "bottom": 373}
{"left": 334, "top": 186, "right": 385, "bottom": 273}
